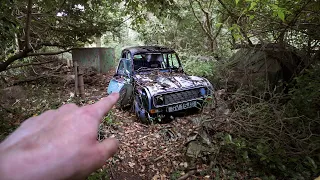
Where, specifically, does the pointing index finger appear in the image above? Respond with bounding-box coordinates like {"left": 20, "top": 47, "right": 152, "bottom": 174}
{"left": 83, "top": 93, "right": 119, "bottom": 120}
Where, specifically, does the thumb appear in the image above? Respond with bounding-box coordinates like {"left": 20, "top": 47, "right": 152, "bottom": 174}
{"left": 73, "top": 138, "right": 119, "bottom": 178}
{"left": 96, "top": 138, "right": 119, "bottom": 163}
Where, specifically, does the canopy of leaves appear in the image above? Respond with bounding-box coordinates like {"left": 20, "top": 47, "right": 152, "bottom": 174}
{"left": 135, "top": 0, "right": 319, "bottom": 60}
{"left": 0, "top": 0, "right": 178, "bottom": 71}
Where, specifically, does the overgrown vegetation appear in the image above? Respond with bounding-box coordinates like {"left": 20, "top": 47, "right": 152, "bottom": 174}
{"left": 1, "top": 0, "right": 319, "bottom": 179}
{"left": 133, "top": 0, "right": 319, "bottom": 179}
{"left": 212, "top": 86, "right": 320, "bottom": 178}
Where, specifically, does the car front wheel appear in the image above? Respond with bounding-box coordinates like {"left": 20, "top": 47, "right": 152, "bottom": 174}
{"left": 133, "top": 95, "right": 150, "bottom": 124}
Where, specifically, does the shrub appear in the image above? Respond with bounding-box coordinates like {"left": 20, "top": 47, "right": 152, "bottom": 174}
{"left": 209, "top": 90, "right": 320, "bottom": 178}
{"left": 287, "top": 63, "right": 320, "bottom": 119}
{"left": 202, "top": 64, "right": 320, "bottom": 179}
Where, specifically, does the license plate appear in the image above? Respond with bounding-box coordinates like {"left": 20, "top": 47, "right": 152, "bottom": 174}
{"left": 167, "top": 101, "right": 197, "bottom": 112}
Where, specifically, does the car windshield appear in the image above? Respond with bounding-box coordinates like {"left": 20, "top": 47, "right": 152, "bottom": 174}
{"left": 133, "top": 53, "right": 180, "bottom": 71}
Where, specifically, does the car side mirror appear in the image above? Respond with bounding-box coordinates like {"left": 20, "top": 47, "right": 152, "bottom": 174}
{"left": 125, "top": 69, "right": 131, "bottom": 78}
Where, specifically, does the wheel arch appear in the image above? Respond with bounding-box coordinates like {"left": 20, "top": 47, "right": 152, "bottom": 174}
{"left": 135, "top": 86, "right": 152, "bottom": 111}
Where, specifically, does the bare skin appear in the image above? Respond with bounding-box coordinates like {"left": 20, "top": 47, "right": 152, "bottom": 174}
{"left": 0, "top": 93, "right": 120, "bottom": 180}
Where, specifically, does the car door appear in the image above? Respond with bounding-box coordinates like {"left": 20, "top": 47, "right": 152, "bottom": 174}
{"left": 107, "top": 57, "right": 132, "bottom": 94}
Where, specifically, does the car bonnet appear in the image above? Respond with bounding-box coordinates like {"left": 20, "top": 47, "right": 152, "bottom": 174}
{"left": 133, "top": 72, "right": 211, "bottom": 96}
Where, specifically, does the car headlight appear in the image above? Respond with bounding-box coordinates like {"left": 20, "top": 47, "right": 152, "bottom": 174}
{"left": 200, "top": 88, "right": 206, "bottom": 96}
{"left": 155, "top": 95, "right": 164, "bottom": 105}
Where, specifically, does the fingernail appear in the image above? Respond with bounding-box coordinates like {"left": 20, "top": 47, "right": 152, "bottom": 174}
{"left": 110, "top": 93, "right": 120, "bottom": 99}
{"left": 109, "top": 138, "right": 120, "bottom": 148}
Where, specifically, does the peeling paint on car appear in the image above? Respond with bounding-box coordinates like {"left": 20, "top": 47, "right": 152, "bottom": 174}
{"left": 134, "top": 72, "right": 210, "bottom": 96}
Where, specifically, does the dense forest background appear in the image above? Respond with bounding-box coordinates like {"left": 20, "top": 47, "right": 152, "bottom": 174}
{"left": 1, "top": 0, "right": 319, "bottom": 179}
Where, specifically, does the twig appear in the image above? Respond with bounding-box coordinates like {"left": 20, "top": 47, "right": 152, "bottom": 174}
{"left": 31, "top": 65, "right": 38, "bottom": 75}
{"left": 177, "top": 170, "right": 196, "bottom": 180}
{"left": 153, "top": 155, "right": 165, "bottom": 162}
{"left": 138, "top": 134, "right": 152, "bottom": 141}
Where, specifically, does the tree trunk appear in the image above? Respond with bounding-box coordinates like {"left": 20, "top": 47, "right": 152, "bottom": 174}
{"left": 209, "top": 38, "right": 217, "bottom": 52}
{"left": 95, "top": 36, "right": 102, "bottom": 47}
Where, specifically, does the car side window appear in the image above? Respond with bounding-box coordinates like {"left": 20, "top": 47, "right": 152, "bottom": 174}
{"left": 164, "top": 53, "right": 180, "bottom": 68}
{"left": 124, "top": 59, "right": 132, "bottom": 73}
{"left": 117, "top": 60, "right": 125, "bottom": 75}
{"left": 121, "top": 51, "right": 126, "bottom": 59}
{"left": 126, "top": 52, "right": 132, "bottom": 59}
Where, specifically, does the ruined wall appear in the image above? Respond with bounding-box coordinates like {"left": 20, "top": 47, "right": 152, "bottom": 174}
{"left": 72, "top": 48, "right": 115, "bottom": 73}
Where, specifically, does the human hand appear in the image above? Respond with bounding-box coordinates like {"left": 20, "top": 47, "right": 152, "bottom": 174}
{"left": 0, "top": 93, "right": 120, "bottom": 180}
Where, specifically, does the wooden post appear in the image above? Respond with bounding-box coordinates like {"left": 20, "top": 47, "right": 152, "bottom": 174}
{"left": 78, "top": 67, "right": 85, "bottom": 99}
{"left": 74, "top": 61, "right": 79, "bottom": 96}
{"left": 67, "top": 59, "right": 71, "bottom": 67}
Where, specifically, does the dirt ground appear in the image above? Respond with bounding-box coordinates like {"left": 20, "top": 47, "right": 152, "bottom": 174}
{"left": 102, "top": 109, "right": 201, "bottom": 180}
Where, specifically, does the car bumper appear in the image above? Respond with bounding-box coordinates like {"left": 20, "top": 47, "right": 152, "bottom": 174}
{"left": 148, "top": 96, "right": 213, "bottom": 117}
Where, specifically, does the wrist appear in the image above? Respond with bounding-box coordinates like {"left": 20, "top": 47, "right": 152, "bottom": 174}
{"left": 0, "top": 145, "right": 38, "bottom": 180}
{"left": 0, "top": 145, "right": 13, "bottom": 180}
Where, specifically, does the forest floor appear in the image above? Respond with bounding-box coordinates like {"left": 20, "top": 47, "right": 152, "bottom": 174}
{"left": 0, "top": 65, "right": 213, "bottom": 180}
{"left": 100, "top": 107, "right": 205, "bottom": 180}
{"left": 83, "top": 70, "right": 212, "bottom": 180}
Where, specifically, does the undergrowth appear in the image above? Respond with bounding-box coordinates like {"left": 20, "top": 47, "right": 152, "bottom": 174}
{"left": 209, "top": 64, "right": 320, "bottom": 179}
{"left": 179, "top": 53, "right": 216, "bottom": 78}
{"left": 190, "top": 61, "right": 320, "bottom": 179}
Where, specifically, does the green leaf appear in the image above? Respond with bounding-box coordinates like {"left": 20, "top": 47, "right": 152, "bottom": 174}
{"left": 242, "top": 151, "right": 249, "bottom": 160}
{"left": 306, "top": 156, "right": 317, "bottom": 169}
{"left": 235, "top": 0, "right": 240, "bottom": 5}
{"left": 225, "top": 134, "right": 233, "bottom": 143}
{"left": 249, "top": 2, "right": 257, "bottom": 11}
{"left": 215, "top": 23, "right": 223, "bottom": 28}
{"left": 277, "top": 10, "right": 285, "bottom": 22}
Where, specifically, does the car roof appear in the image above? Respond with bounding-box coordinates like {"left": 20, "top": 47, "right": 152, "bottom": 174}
{"left": 123, "top": 46, "right": 176, "bottom": 55}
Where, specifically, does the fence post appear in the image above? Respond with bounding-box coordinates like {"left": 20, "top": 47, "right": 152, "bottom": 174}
{"left": 78, "top": 67, "right": 85, "bottom": 99}
{"left": 74, "top": 61, "right": 79, "bottom": 96}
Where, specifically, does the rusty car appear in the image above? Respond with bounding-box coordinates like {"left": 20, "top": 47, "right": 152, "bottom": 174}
{"left": 107, "top": 46, "right": 213, "bottom": 124}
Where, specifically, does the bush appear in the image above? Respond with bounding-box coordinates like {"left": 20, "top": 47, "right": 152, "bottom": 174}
{"left": 201, "top": 64, "right": 320, "bottom": 179}
{"left": 209, "top": 90, "right": 320, "bottom": 178}
{"left": 178, "top": 53, "right": 227, "bottom": 89}
{"left": 287, "top": 63, "right": 320, "bottom": 119}
{"left": 179, "top": 54, "right": 216, "bottom": 77}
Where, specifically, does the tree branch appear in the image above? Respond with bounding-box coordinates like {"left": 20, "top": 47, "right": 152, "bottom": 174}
{"left": 0, "top": 49, "right": 33, "bottom": 72}
{"left": 276, "top": 0, "right": 312, "bottom": 43}
{"left": 0, "top": 48, "right": 72, "bottom": 72}
{"left": 6, "top": 59, "right": 57, "bottom": 70}
{"left": 216, "top": 0, "right": 253, "bottom": 46}
{"left": 36, "top": 42, "right": 72, "bottom": 48}
{"left": 27, "top": 48, "right": 73, "bottom": 56}
{"left": 213, "top": 16, "right": 229, "bottom": 41}
{"left": 189, "top": 0, "right": 213, "bottom": 40}
{"left": 216, "top": 0, "right": 236, "bottom": 18}
{"left": 195, "top": 0, "right": 213, "bottom": 38}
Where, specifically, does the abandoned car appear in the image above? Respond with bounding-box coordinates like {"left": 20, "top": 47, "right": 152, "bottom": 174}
{"left": 107, "top": 46, "right": 213, "bottom": 123}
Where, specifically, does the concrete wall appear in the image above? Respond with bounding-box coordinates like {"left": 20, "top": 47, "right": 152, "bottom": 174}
{"left": 72, "top": 48, "right": 115, "bottom": 73}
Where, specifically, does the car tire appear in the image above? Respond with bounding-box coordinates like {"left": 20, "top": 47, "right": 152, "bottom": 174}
{"left": 133, "top": 95, "right": 150, "bottom": 124}
{"left": 116, "top": 84, "right": 133, "bottom": 109}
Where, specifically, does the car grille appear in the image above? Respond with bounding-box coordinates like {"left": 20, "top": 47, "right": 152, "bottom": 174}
{"left": 154, "top": 88, "right": 203, "bottom": 106}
